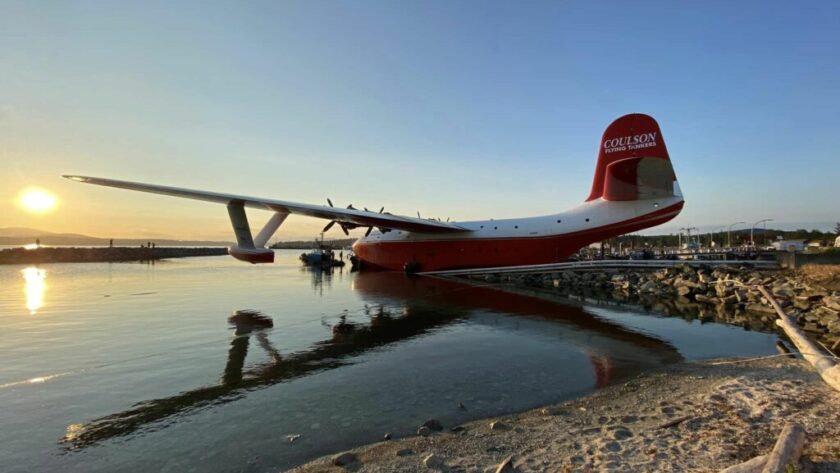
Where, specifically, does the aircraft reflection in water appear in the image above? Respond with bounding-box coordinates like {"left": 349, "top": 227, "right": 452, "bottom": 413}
{"left": 60, "top": 273, "right": 680, "bottom": 451}
{"left": 301, "top": 265, "right": 343, "bottom": 295}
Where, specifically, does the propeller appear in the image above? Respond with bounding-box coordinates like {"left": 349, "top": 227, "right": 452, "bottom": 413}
{"left": 322, "top": 199, "right": 365, "bottom": 236}
{"left": 323, "top": 200, "right": 391, "bottom": 237}
{"left": 363, "top": 206, "right": 387, "bottom": 237}
{"left": 323, "top": 198, "right": 350, "bottom": 235}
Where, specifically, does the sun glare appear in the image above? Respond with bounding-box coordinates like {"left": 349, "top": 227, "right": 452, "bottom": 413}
{"left": 22, "top": 267, "right": 47, "bottom": 315}
{"left": 17, "top": 188, "right": 58, "bottom": 213}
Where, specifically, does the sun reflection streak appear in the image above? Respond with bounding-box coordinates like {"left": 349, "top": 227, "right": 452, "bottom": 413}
{"left": 21, "top": 267, "right": 47, "bottom": 315}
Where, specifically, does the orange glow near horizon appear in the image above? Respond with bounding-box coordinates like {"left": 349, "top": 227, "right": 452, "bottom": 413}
{"left": 17, "top": 187, "right": 58, "bottom": 214}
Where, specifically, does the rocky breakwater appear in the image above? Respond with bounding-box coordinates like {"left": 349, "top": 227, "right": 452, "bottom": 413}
{"left": 0, "top": 246, "right": 229, "bottom": 264}
{"left": 472, "top": 265, "right": 840, "bottom": 347}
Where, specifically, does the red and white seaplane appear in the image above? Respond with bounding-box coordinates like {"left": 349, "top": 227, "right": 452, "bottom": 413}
{"left": 64, "top": 113, "right": 684, "bottom": 272}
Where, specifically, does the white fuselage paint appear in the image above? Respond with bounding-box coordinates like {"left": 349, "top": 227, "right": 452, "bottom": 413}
{"left": 357, "top": 192, "right": 684, "bottom": 244}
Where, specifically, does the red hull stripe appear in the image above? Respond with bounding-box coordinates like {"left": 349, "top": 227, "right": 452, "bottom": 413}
{"left": 354, "top": 201, "right": 683, "bottom": 271}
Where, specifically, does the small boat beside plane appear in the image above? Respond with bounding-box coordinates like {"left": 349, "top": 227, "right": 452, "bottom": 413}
{"left": 298, "top": 235, "right": 345, "bottom": 269}
{"left": 64, "top": 113, "right": 683, "bottom": 272}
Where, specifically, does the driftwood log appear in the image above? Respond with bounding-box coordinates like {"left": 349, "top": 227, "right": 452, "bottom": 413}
{"left": 761, "top": 422, "right": 806, "bottom": 473}
{"left": 720, "top": 422, "right": 806, "bottom": 473}
{"left": 720, "top": 454, "right": 767, "bottom": 473}
{"left": 774, "top": 340, "right": 794, "bottom": 358}
{"left": 757, "top": 286, "right": 840, "bottom": 392}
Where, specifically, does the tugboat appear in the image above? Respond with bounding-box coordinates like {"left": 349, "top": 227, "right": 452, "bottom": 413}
{"left": 299, "top": 234, "right": 346, "bottom": 269}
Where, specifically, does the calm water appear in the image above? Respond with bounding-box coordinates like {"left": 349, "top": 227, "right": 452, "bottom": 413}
{"left": 0, "top": 251, "right": 778, "bottom": 472}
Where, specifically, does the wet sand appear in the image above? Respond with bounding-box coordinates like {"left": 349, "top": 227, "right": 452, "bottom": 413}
{"left": 288, "top": 357, "right": 840, "bottom": 473}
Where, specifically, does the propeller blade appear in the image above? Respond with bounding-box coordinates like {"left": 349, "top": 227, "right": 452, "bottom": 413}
{"left": 339, "top": 223, "right": 349, "bottom": 236}
{"left": 347, "top": 204, "right": 356, "bottom": 210}
{"left": 323, "top": 221, "right": 336, "bottom": 232}
{"left": 364, "top": 207, "right": 369, "bottom": 212}
{"left": 364, "top": 226, "right": 373, "bottom": 237}
{"left": 417, "top": 211, "right": 421, "bottom": 218}
{"left": 379, "top": 206, "right": 385, "bottom": 213}
{"left": 327, "top": 198, "right": 333, "bottom": 207}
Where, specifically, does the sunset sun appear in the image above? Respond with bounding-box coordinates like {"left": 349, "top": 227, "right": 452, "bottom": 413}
{"left": 17, "top": 187, "right": 58, "bottom": 214}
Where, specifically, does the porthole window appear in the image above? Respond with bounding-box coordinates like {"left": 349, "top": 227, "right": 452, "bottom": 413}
{"left": 494, "top": 226, "right": 498, "bottom": 230}
{"left": 585, "top": 218, "right": 590, "bottom": 222}
{"left": 556, "top": 219, "right": 561, "bottom": 223}
{"left": 480, "top": 225, "right": 484, "bottom": 229}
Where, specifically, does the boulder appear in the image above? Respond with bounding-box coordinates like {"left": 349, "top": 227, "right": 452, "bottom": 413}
{"left": 494, "top": 456, "right": 516, "bottom": 473}
{"left": 721, "top": 295, "right": 738, "bottom": 305}
{"left": 489, "top": 420, "right": 509, "bottom": 431}
{"left": 695, "top": 294, "right": 717, "bottom": 304}
{"left": 715, "top": 283, "right": 734, "bottom": 298}
{"left": 332, "top": 452, "right": 357, "bottom": 467}
{"left": 772, "top": 284, "right": 795, "bottom": 298}
{"left": 746, "top": 303, "right": 778, "bottom": 316}
{"left": 823, "top": 296, "right": 840, "bottom": 312}
{"left": 679, "top": 264, "right": 695, "bottom": 274}
{"left": 423, "top": 453, "right": 444, "bottom": 469}
{"left": 421, "top": 419, "right": 443, "bottom": 431}
{"left": 639, "top": 281, "right": 659, "bottom": 293}
{"left": 791, "top": 296, "right": 811, "bottom": 310}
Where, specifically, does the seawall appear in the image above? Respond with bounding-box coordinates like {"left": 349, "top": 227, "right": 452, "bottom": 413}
{"left": 0, "top": 246, "right": 229, "bottom": 265}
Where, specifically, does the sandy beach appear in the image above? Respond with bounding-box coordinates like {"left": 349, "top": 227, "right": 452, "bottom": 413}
{"left": 288, "top": 357, "right": 840, "bottom": 473}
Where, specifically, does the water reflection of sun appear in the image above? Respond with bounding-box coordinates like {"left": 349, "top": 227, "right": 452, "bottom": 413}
{"left": 22, "top": 267, "right": 47, "bottom": 315}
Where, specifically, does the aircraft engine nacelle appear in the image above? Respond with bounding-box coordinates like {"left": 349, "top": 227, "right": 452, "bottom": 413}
{"left": 228, "top": 246, "right": 275, "bottom": 264}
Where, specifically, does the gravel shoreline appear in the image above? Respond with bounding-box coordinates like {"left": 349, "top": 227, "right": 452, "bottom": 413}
{"left": 288, "top": 357, "right": 840, "bottom": 473}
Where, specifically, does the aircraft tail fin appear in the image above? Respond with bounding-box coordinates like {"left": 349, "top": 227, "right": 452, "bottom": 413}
{"left": 587, "top": 114, "right": 678, "bottom": 202}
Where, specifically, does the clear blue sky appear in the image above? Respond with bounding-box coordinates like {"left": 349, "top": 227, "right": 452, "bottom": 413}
{"left": 1, "top": 0, "right": 838, "bottom": 239}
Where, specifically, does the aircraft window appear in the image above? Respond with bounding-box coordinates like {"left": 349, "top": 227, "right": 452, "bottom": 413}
{"left": 494, "top": 226, "right": 498, "bottom": 230}
{"left": 585, "top": 218, "right": 590, "bottom": 222}
{"left": 654, "top": 202, "right": 660, "bottom": 208}
{"left": 480, "top": 225, "right": 484, "bottom": 229}
{"left": 556, "top": 219, "right": 561, "bottom": 223}
{"left": 514, "top": 225, "right": 518, "bottom": 229}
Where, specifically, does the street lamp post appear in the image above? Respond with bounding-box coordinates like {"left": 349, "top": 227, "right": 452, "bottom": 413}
{"left": 751, "top": 219, "right": 773, "bottom": 248}
{"left": 727, "top": 221, "right": 746, "bottom": 248}
{"left": 680, "top": 226, "right": 699, "bottom": 250}
{"left": 713, "top": 226, "right": 725, "bottom": 249}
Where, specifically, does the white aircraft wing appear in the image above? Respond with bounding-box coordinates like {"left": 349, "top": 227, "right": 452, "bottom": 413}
{"left": 62, "top": 175, "right": 470, "bottom": 234}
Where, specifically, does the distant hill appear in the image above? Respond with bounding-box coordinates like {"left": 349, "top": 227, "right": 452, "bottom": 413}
{"left": 0, "top": 227, "right": 231, "bottom": 247}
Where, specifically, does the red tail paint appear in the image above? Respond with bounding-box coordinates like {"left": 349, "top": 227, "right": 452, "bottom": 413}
{"left": 587, "top": 114, "right": 671, "bottom": 202}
